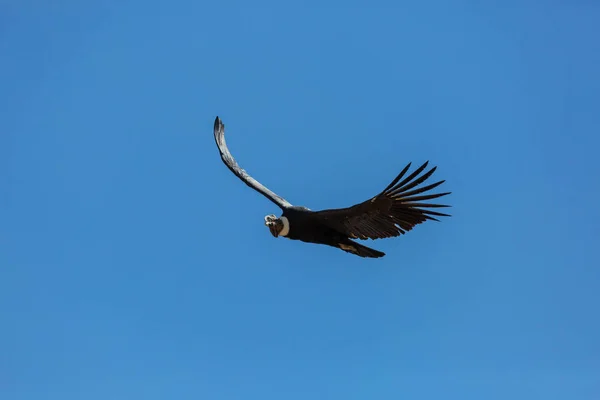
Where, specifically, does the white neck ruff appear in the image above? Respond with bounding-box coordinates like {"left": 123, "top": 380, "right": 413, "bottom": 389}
{"left": 279, "top": 216, "right": 290, "bottom": 237}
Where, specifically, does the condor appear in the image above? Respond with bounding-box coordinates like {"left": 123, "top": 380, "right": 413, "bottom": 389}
{"left": 213, "top": 116, "right": 451, "bottom": 258}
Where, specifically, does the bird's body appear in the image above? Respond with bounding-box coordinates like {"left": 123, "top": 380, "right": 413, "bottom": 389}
{"left": 276, "top": 207, "right": 386, "bottom": 258}
{"left": 213, "top": 116, "right": 451, "bottom": 258}
{"left": 280, "top": 207, "right": 323, "bottom": 243}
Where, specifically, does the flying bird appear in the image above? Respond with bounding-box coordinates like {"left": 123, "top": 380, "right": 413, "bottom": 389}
{"left": 213, "top": 116, "right": 451, "bottom": 258}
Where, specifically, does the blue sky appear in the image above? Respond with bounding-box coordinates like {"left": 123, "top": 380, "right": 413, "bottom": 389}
{"left": 2, "top": 1, "right": 600, "bottom": 399}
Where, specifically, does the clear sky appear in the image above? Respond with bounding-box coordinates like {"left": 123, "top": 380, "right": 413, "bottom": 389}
{"left": 2, "top": 1, "right": 600, "bottom": 399}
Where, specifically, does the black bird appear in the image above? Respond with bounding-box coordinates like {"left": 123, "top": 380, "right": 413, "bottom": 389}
{"left": 213, "top": 116, "right": 451, "bottom": 258}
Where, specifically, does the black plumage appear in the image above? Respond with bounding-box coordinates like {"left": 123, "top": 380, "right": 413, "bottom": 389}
{"left": 213, "top": 116, "right": 451, "bottom": 258}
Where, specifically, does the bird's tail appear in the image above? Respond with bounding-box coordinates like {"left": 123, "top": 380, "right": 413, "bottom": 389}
{"left": 338, "top": 240, "right": 385, "bottom": 258}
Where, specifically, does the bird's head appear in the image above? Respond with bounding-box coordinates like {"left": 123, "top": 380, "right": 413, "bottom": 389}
{"left": 264, "top": 214, "right": 288, "bottom": 237}
{"left": 264, "top": 214, "right": 282, "bottom": 237}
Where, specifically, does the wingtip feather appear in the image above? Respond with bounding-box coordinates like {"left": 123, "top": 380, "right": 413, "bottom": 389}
{"left": 214, "top": 116, "right": 223, "bottom": 131}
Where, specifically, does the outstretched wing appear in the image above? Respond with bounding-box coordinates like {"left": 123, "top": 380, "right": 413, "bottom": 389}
{"left": 213, "top": 116, "right": 292, "bottom": 210}
{"left": 313, "top": 162, "right": 450, "bottom": 240}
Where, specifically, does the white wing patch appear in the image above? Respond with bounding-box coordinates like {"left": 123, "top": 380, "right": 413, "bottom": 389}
{"left": 339, "top": 243, "right": 356, "bottom": 252}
